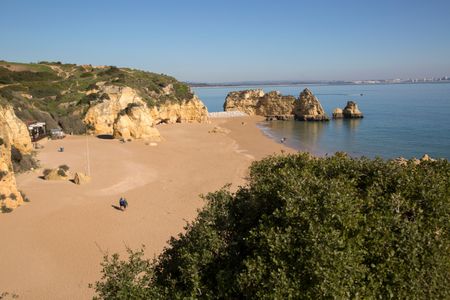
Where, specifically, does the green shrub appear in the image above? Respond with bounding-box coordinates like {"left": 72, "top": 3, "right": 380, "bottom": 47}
{"left": 59, "top": 164, "right": 70, "bottom": 172}
{"left": 43, "top": 169, "right": 52, "bottom": 176}
{"left": 92, "top": 153, "right": 450, "bottom": 299}
{"left": 173, "top": 82, "right": 193, "bottom": 100}
{"left": 57, "top": 169, "right": 66, "bottom": 177}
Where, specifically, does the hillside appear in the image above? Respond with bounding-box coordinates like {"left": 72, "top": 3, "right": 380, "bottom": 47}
{"left": 0, "top": 60, "right": 207, "bottom": 134}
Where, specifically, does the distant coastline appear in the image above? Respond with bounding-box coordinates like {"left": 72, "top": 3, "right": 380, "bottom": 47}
{"left": 188, "top": 77, "right": 450, "bottom": 88}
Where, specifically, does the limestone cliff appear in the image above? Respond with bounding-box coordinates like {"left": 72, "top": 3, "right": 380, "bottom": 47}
{"left": 84, "top": 85, "right": 208, "bottom": 138}
{"left": 113, "top": 104, "right": 161, "bottom": 141}
{"left": 84, "top": 86, "right": 145, "bottom": 135}
{"left": 223, "top": 89, "right": 295, "bottom": 117}
{"left": 223, "top": 89, "right": 265, "bottom": 115}
{"left": 294, "top": 88, "right": 329, "bottom": 121}
{"left": 0, "top": 106, "right": 33, "bottom": 155}
{"left": 150, "top": 95, "right": 209, "bottom": 124}
{"left": 0, "top": 106, "right": 32, "bottom": 211}
{"left": 256, "top": 91, "right": 295, "bottom": 116}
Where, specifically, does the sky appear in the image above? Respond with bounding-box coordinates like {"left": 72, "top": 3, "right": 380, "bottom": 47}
{"left": 1, "top": 0, "right": 450, "bottom": 82}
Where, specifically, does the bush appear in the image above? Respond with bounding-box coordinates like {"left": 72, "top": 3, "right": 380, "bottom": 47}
{"left": 57, "top": 169, "right": 66, "bottom": 177}
{"left": 43, "top": 169, "right": 52, "bottom": 176}
{"left": 9, "top": 193, "right": 17, "bottom": 201}
{"left": 92, "top": 153, "right": 450, "bottom": 299}
{"left": 58, "top": 164, "right": 70, "bottom": 172}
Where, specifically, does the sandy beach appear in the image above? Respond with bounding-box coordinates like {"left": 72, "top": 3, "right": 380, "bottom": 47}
{"left": 0, "top": 117, "right": 294, "bottom": 299}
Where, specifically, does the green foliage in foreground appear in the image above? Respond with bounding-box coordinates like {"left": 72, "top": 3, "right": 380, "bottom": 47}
{"left": 92, "top": 153, "right": 450, "bottom": 299}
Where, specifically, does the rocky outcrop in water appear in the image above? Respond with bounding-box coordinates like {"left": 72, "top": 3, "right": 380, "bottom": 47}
{"left": 332, "top": 101, "right": 364, "bottom": 119}
{"left": 0, "top": 105, "right": 32, "bottom": 211}
{"left": 343, "top": 101, "right": 364, "bottom": 118}
{"left": 294, "top": 88, "right": 329, "bottom": 121}
{"left": 113, "top": 104, "right": 161, "bottom": 141}
{"left": 223, "top": 89, "right": 295, "bottom": 117}
{"left": 332, "top": 108, "right": 344, "bottom": 119}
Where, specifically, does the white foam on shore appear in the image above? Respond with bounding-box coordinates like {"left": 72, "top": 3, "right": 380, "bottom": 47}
{"left": 208, "top": 111, "right": 248, "bottom": 118}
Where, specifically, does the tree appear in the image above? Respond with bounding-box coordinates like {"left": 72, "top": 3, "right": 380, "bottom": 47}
{"left": 93, "top": 153, "right": 450, "bottom": 299}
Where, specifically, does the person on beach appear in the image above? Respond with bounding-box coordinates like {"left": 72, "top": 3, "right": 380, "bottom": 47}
{"left": 119, "top": 197, "right": 128, "bottom": 211}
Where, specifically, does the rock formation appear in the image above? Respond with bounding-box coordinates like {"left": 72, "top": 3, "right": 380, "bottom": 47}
{"left": 294, "top": 88, "right": 329, "bottom": 121}
{"left": 73, "top": 172, "right": 91, "bottom": 185}
{"left": 343, "top": 101, "right": 364, "bottom": 118}
{"left": 84, "top": 86, "right": 145, "bottom": 135}
{"left": 150, "top": 95, "right": 209, "bottom": 124}
{"left": 223, "top": 89, "right": 264, "bottom": 115}
{"left": 256, "top": 91, "right": 296, "bottom": 116}
{"left": 0, "top": 105, "right": 33, "bottom": 211}
{"left": 332, "top": 108, "right": 344, "bottom": 119}
{"left": 223, "top": 89, "right": 295, "bottom": 117}
{"left": 0, "top": 106, "right": 33, "bottom": 155}
{"left": 84, "top": 85, "right": 208, "bottom": 139}
{"left": 113, "top": 104, "right": 161, "bottom": 141}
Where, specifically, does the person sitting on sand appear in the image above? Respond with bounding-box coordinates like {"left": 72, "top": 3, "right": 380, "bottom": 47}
{"left": 119, "top": 197, "right": 128, "bottom": 211}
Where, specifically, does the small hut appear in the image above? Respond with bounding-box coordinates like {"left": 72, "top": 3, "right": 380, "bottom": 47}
{"left": 27, "top": 122, "right": 47, "bottom": 141}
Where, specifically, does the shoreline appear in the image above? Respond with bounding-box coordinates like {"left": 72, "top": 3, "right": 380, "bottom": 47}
{"left": 0, "top": 117, "right": 294, "bottom": 299}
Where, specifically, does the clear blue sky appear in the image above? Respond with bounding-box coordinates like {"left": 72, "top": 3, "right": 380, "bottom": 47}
{"left": 1, "top": 0, "right": 449, "bottom": 82}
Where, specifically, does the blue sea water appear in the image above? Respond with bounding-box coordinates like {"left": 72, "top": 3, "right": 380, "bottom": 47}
{"left": 193, "top": 83, "right": 450, "bottom": 159}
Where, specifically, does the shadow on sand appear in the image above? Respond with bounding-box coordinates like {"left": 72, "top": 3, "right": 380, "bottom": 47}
{"left": 97, "top": 134, "right": 114, "bottom": 140}
{"left": 111, "top": 205, "right": 124, "bottom": 212}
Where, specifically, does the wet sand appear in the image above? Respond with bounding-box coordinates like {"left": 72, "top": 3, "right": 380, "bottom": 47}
{"left": 0, "top": 117, "right": 294, "bottom": 299}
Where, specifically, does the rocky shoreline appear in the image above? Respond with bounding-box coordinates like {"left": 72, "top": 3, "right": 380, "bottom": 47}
{"left": 223, "top": 87, "right": 364, "bottom": 122}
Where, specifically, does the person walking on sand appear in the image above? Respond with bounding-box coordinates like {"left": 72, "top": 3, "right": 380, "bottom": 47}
{"left": 119, "top": 197, "right": 128, "bottom": 211}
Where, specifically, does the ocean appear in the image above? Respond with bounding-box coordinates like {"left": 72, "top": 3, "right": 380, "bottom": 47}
{"left": 192, "top": 83, "right": 450, "bottom": 159}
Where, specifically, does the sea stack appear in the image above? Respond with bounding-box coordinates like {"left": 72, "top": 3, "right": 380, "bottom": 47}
{"left": 343, "top": 101, "right": 364, "bottom": 118}
{"left": 332, "top": 108, "right": 344, "bottom": 119}
{"left": 294, "top": 88, "right": 329, "bottom": 121}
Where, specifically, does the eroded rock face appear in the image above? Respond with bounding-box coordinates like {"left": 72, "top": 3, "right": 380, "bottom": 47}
{"left": 84, "top": 86, "right": 145, "bottom": 135}
{"left": 343, "top": 101, "right": 364, "bottom": 118}
{"left": 294, "top": 88, "right": 329, "bottom": 121}
{"left": 0, "top": 106, "right": 31, "bottom": 211}
{"left": 223, "top": 89, "right": 295, "bottom": 117}
{"left": 150, "top": 95, "right": 209, "bottom": 124}
{"left": 113, "top": 104, "right": 161, "bottom": 141}
{"left": 84, "top": 85, "right": 209, "bottom": 137}
{"left": 223, "top": 89, "right": 265, "bottom": 115}
{"left": 256, "top": 91, "right": 296, "bottom": 116}
{"left": 0, "top": 106, "right": 32, "bottom": 155}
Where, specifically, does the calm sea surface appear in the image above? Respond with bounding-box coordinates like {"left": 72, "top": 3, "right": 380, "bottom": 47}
{"left": 193, "top": 83, "right": 450, "bottom": 159}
